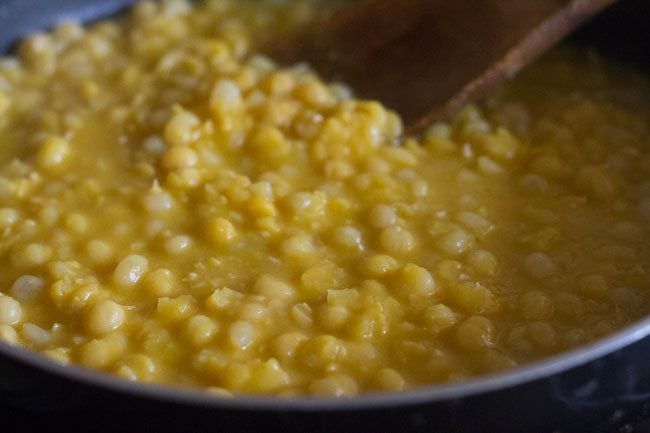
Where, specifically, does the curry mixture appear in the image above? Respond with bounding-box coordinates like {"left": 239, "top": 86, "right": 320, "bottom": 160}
{"left": 0, "top": 0, "right": 649, "bottom": 397}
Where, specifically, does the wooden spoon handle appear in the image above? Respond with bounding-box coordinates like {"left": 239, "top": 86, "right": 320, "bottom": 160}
{"left": 270, "top": 0, "right": 617, "bottom": 133}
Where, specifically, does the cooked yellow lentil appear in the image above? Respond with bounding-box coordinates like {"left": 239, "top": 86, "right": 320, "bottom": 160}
{"left": 1, "top": 0, "right": 650, "bottom": 397}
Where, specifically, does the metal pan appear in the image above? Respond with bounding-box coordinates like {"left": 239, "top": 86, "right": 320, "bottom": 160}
{"left": 0, "top": 1, "right": 648, "bottom": 432}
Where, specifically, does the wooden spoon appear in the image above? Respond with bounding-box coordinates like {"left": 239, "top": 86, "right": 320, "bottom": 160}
{"left": 268, "top": 0, "right": 617, "bottom": 133}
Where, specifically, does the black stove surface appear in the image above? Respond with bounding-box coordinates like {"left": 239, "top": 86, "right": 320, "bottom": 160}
{"left": 0, "top": 397, "right": 648, "bottom": 433}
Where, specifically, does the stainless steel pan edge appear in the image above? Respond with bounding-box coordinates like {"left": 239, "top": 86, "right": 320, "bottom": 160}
{"left": 1, "top": 315, "right": 650, "bottom": 412}
{"left": 0, "top": 0, "right": 138, "bottom": 53}
{"left": 1, "top": 318, "right": 649, "bottom": 433}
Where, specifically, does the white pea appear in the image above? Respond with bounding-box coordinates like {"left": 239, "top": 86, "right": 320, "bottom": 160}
{"left": 22, "top": 323, "right": 51, "bottom": 346}
{"left": 228, "top": 320, "right": 256, "bottom": 350}
{"left": 436, "top": 229, "right": 474, "bottom": 256}
{"left": 210, "top": 79, "right": 242, "bottom": 110}
{"left": 333, "top": 226, "right": 364, "bottom": 250}
{"left": 113, "top": 255, "right": 149, "bottom": 288}
{"left": 369, "top": 204, "right": 397, "bottom": 228}
{"left": 11, "top": 275, "right": 44, "bottom": 302}
{"left": 0, "top": 296, "right": 21, "bottom": 325}
{"left": 164, "top": 235, "right": 192, "bottom": 254}
{"left": 143, "top": 190, "right": 173, "bottom": 214}
{"left": 0, "top": 324, "right": 18, "bottom": 344}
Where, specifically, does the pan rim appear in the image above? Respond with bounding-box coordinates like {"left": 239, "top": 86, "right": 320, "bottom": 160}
{"left": 1, "top": 314, "right": 649, "bottom": 411}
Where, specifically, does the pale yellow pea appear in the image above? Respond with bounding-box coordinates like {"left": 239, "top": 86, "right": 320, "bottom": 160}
{"left": 113, "top": 255, "right": 149, "bottom": 288}
{"left": 22, "top": 323, "right": 51, "bottom": 347}
{"left": 291, "top": 303, "right": 313, "bottom": 328}
{"left": 116, "top": 354, "right": 157, "bottom": 382}
{"left": 300, "top": 335, "right": 346, "bottom": 370}
{"left": 247, "top": 359, "right": 291, "bottom": 393}
{"left": 465, "top": 249, "right": 499, "bottom": 276}
{"left": 523, "top": 252, "right": 558, "bottom": 279}
{"left": 11, "top": 243, "right": 53, "bottom": 269}
{"left": 577, "top": 274, "right": 611, "bottom": 301}
{"left": 163, "top": 146, "right": 198, "bottom": 170}
{"left": 36, "top": 136, "right": 70, "bottom": 171}
{"left": 239, "top": 303, "right": 269, "bottom": 323}
{"left": 375, "top": 368, "right": 406, "bottom": 391}
{"left": 396, "top": 263, "right": 437, "bottom": 297}
{"left": 436, "top": 230, "right": 474, "bottom": 256}
{"left": 157, "top": 295, "right": 196, "bottom": 324}
{"left": 0, "top": 324, "right": 18, "bottom": 345}
{"left": 271, "top": 332, "right": 307, "bottom": 362}
{"left": 317, "top": 304, "right": 350, "bottom": 331}
{"left": 424, "top": 304, "right": 458, "bottom": 331}
{"left": 11, "top": 275, "right": 44, "bottom": 302}
{"left": 447, "top": 281, "right": 496, "bottom": 314}
{"left": 0, "top": 296, "right": 22, "bottom": 325}
{"left": 309, "top": 374, "right": 359, "bottom": 397}
{"left": 228, "top": 320, "right": 256, "bottom": 350}
{"left": 142, "top": 268, "right": 179, "bottom": 297}
{"left": 164, "top": 235, "right": 192, "bottom": 254}
{"left": 360, "top": 254, "right": 399, "bottom": 277}
{"left": 18, "top": 32, "right": 56, "bottom": 73}
{"left": 332, "top": 225, "right": 364, "bottom": 250}
{"left": 281, "top": 234, "right": 316, "bottom": 257}
{"left": 65, "top": 213, "right": 88, "bottom": 234}
{"left": 379, "top": 226, "right": 415, "bottom": 255}
{"left": 456, "top": 316, "right": 496, "bottom": 352}
{"left": 85, "top": 299, "right": 125, "bottom": 335}
{"left": 164, "top": 110, "right": 200, "bottom": 147}
{"left": 205, "top": 217, "right": 237, "bottom": 245}
{"left": 0, "top": 208, "right": 20, "bottom": 229}
{"left": 143, "top": 189, "right": 173, "bottom": 214}
{"left": 301, "top": 260, "right": 346, "bottom": 296}
{"left": 369, "top": 204, "right": 397, "bottom": 228}
{"left": 527, "top": 322, "right": 557, "bottom": 350}
{"left": 42, "top": 348, "right": 71, "bottom": 364}
{"left": 456, "top": 211, "right": 495, "bottom": 237}
{"left": 519, "top": 290, "right": 553, "bottom": 320}
{"left": 254, "top": 274, "right": 296, "bottom": 302}
{"left": 78, "top": 334, "right": 127, "bottom": 369}
{"left": 184, "top": 315, "right": 219, "bottom": 347}
{"left": 210, "top": 79, "right": 242, "bottom": 111}
{"left": 85, "top": 239, "right": 114, "bottom": 266}
{"left": 205, "top": 287, "right": 244, "bottom": 312}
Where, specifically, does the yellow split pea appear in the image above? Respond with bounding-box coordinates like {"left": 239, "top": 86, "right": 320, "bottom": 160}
{"left": 0, "top": 0, "right": 649, "bottom": 397}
